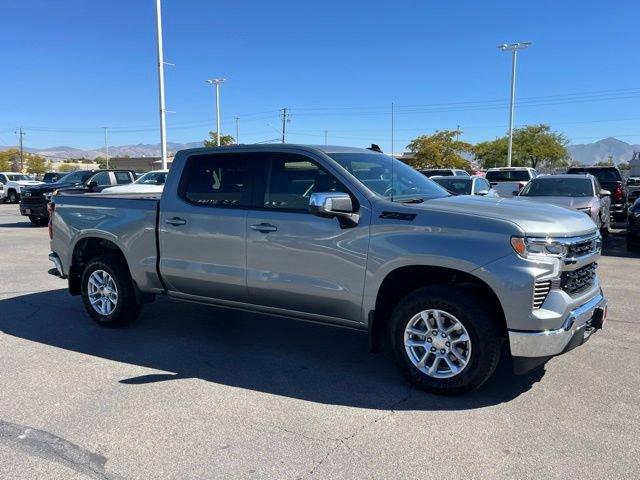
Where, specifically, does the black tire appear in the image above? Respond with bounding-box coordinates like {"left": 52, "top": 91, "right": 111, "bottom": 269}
{"left": 390, "top": 285, "right": 502, "bottom": 395}
{"left": 8, "top": 190, "right": 18, "bottom": 204}
{"left": 81, "top": 254, "right": 142, "bottom": 327}
{"left": 29, "top": 215, "right": 49, "bottom": 227}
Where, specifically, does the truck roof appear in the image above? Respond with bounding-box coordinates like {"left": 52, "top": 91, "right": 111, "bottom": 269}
{"left": 176, "top": 144, "right": 378, "bottom": 156}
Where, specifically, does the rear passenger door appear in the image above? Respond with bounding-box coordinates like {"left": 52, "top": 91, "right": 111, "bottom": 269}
{"left": 159, "top": 152, "right": 251, "bottom": 301}
{"left": 245, "top": 152, "right": 370, "bottom": 324}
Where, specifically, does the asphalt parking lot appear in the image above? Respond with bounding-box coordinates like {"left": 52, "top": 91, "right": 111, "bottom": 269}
{"left": 0, "top": 203, "right": 638, "bottom": 480}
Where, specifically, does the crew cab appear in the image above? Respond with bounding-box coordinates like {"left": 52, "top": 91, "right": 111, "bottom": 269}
{"left": 47, "top": 145, "right": 607, "bottom": 395}
{"left": 20, "top": 169, "right": 135, "bottom": 226}
{"left": 0, "top": 172, "right": 43, "bottom": 203}
{"left": 485, "top": 167, "right": 538, "bottom": 197}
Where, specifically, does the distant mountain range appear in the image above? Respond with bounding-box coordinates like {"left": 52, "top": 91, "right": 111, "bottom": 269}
{"left": 2, "top": 137, "right": 639, "bottom": 165}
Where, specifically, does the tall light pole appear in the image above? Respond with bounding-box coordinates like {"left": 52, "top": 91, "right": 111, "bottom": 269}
{"left": 103, "top": 127, "right": 109, "bottom": 168}
{"left": 205, "top": 78, "right": 225, "bottom": 146}
{"left": 498, "top": 41, "right": 532, "bottom": 167}
{"left": 155, "top": 0, "right": 168, "bottom": 169}
{"left": 234, "top": 116, "right": 240, "bottom": 144}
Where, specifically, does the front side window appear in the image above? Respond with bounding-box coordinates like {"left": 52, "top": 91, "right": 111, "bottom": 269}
{"left": 520, "top": 178, "right": 594, "bottom": 197}
{"left": 475, "top": 178, "right": 491, "bottom": 192}
{"left": 264, "top": 155, "right": 346, "bottom": 211}
{"left": 330, "top": 152, "right": 448, "bottom": 202}
{"left": 181, "top": 154, "right": 248, "bottom": 207}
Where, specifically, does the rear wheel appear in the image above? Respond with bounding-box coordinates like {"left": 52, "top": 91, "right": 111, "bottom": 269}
{"left": 390, "top": 285, "right": 502, "bottom": 395}
{"left": 81, "top": 254, "right": 141, "bottom": 327}
{"left": 29, "top": 215, "right": 49, "bottom": 227}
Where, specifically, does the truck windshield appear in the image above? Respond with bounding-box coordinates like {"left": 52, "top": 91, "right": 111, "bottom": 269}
{"left": 328, "top": 152, "right": 449, "bottom": 201}
{"left": 6, "top": 174, "right": 31, "bottom": 181}
{"left": 520, "top": 177, "right": 594, "bottom": 197}
{"left": 58, "top": 171, "right": 94, "bottom": 184}
{"left": 567, "top": 168, "right": 621, "bottom": 183}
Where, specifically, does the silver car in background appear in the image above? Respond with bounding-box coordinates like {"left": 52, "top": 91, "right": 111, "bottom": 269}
{"left": 431, "top": 175, "right": 499, "bottom": 197}
{"left": 516, "top": 174, "right": 611, "bottom": 234}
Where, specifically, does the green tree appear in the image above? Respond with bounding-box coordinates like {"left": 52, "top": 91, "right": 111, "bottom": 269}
{"left": 0, "top": 149, "right": 21, "bottom": 171}
{"left": 473, "top": 124, "right": 568, "bottom": 169}
{"left": 204, "top": 131, "right": 235, "bottom": 147}
{"left": 26, "top": 154, "right": 47, "bottom": 174}
{"left": 473, "top": 137, "right": 509, "bottom": 169}
{"left": 94, "top": 156, "right": 108, "bottom": 169}
{"left": 619, "top": 162, "right": 630, "bottom": 171}
{"left": 594, "top": 156, "right": 615, "bottom": 167}
{"left": 406, "top": 130, "right": 472, "bottom": 169}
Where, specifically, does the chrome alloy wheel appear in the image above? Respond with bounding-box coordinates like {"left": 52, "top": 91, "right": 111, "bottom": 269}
{"left": 404, "top": 309, "right": 472, "bottom": 379}
{"left": 87, "top": 269, "right": 118, "bottom": 316}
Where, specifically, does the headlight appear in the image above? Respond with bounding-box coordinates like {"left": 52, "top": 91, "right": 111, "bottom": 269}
{"left": 511, "top": 237, "right": 569, "bottom": 259}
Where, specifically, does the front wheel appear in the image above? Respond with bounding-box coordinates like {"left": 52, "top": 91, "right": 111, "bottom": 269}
{"left": 81, "top": 254, "right": 142, "bottom": 327}
{"left": 8, "top": 190, "right": 18, "bottom": 203}
{"left": 390, "top": 285, "right": 502, "bottom": 395}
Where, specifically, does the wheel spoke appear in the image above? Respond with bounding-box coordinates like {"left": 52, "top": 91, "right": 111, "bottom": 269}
{"left": 417, "top": 352, "right": 429, "bottom": 368}
{"left": 434, "top": 311, "right": 446, "bottom": 331}
{"left": 406, "top": 326, "right": 427, "bottom": 337}
{"left": 452, "top": 334, "right": 469, "bottom": 344}
{"left": 443, "top": 355, "right": 460, "bottom": 374}
{"left": 450, "top": 347, "right": 468, "bottom": 366}
{"left": 428, "top": 356, "right": 442, "bottom": 375}
{"left": 405, "top": 339, "right": 426, "bottom": 348}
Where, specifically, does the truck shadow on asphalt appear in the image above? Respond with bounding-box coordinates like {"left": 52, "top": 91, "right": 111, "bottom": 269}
{"left": 0, "top": 289, "right": 545, "bottom": 411}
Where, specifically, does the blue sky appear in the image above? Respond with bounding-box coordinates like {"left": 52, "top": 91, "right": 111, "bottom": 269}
{"left": 2, "top": 0, "right": 640, "bottom": 152}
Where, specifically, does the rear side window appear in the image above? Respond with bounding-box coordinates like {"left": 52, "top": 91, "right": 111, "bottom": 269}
{"left": 91, "top": 171, "right": 112, "bottom": 186}
{"left": 115, "top": 172, "right": 132, "bottom": 185}
{"left": 180, "top": 154, "right": 248, "bottom": 207}
{"left": 263, "top": 154, "right": 347, "bottom": 211}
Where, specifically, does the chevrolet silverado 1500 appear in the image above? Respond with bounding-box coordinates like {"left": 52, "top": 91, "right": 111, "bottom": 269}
{"left": 47, "top": 145, "right": 607, "bottom": 394}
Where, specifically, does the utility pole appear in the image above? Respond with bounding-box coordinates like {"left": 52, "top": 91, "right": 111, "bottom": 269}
{"left": 15, "top": 127, "right": 25, "bottom": 171}
{"left": 155, "top": 0, "right": 168, "bottom": 169}
{"left": 324, "top": 130, "right": 328, "bottom": 145}
{"left": 456, "top": 125, "right": 460, "bottom": 141}
{"left": 103, "top": 127, "right": 109, "bottom": 169}
{"left": 498, "top": 41, "right": 532, "bottom": 167}
{"left": 281, "top": 108, "right": 289, "bottom": 143}
{"left": 235, "top": 116, "right": 240, "bottom": 144}
{"left": 205, "top": 79, "right": 225, "bottom": 146}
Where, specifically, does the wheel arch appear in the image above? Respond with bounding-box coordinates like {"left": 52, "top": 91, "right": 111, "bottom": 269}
{"left": 368, "top": 265, "right": 507, "bottom": 353}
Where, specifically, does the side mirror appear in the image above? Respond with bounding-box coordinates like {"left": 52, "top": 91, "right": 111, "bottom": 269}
{"left": 476, "top": 189, "right": 490, "bottom": 196}
{"left": 87, "top": 180, "right": 98, "bottom": 191}
{"left": 309, "top": 192, "right": 359, "bottom": 227}
{"left": 600, "top": 189, "right": 611, "bottom": 197}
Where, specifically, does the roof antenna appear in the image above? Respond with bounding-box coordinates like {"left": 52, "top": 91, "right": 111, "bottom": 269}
{"left": 367, "top": 144, "right": 382, "bottom": 153}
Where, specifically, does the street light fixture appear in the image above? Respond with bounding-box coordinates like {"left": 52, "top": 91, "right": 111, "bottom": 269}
{"left": 205, "top": 78, "right": 225, "bottom": 146}
{"left": 498, "top": 41, "right": 532, "bottom": 167}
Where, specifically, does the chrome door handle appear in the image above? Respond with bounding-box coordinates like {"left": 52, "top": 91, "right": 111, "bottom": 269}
{"left": 165, "top": 217, "right": 187, "bottom": 226}
{"left": 250, "top": 223, "right": 277, "bottom": 233}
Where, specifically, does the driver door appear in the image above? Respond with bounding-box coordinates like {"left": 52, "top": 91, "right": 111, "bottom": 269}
{"left": 245, "top": 152, "right": 370, "bottom": 323}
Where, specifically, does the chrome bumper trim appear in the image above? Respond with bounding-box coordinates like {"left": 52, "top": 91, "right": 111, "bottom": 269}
{"left": 509, "top": 293, "right": 607, "bottom": 358}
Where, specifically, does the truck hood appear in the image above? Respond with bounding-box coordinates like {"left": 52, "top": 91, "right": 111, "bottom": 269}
{"left": 513, "top": 195, "right": 595, "bottom": 210}
{"left": 13, "top": 180, "right": 43, "bottom": 187}
{"left": 24, "top": 181, "right": 80, "bottom": 194}
{"left": 417, "top": 195, "right": 597, "bottom": 237}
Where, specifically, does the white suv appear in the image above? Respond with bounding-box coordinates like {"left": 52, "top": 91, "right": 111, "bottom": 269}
{"left": 0, "top": 172, "right": 43, "bottom": 203}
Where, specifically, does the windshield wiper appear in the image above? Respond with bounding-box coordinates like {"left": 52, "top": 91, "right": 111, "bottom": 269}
{"left": 397, "top": 197, "right": 424, "bottom": 203}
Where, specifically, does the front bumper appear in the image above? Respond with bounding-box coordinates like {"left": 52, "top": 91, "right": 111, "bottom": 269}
{"left": 19, "top": 202, "right": 48, "bottom": 217}
{"left": 509, "top": 292, "right": 606, "bottom": 359}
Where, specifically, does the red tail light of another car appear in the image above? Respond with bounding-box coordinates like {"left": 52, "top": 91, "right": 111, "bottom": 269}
{"left": 613, "top": 183, "right": 624, "bottom": 203}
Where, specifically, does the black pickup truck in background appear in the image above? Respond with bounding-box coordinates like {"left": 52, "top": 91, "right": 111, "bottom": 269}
{"left": 20, "top": 169, "right": 136, "bottom": 226}
{"left": 566, "top": 166, "right": 628, "bottom": 221}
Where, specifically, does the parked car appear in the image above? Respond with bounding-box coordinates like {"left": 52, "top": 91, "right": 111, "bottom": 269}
{"left": 42, "top": 172, "right": 65, "bottom": 184}
{"left": 515, "top": 174, "right": 611, "bottom": 234}
{"left": 47, "top": 145, "right": 606, "bottom": 395}
{"left": 627, "top": 177, "right": 640, "bottom": 206}
{"left": 419, "top": 168, "right": 470, "bottom": 178}
{"left": 627, "top": 198, "right": 640, "bottom": 252}
{"left": 101, "top": 169, "right": 169, "bottom": 194}
{"left": 20, "top": 169, "right": 135, "bottom": 226}
{"left": 0, "top": 172, "right": 44, "bottom": 203}
{"left": 485, "top": 167, "right": 538, "bottom": 197}
{"left": 566, "top": 166, "right": 627, "bottom": 221}
{"left": 431, "top": 175, "right": 498, "bottom": 197}
{"left": 0, "top": 182, "right": 4, "bottom": 201}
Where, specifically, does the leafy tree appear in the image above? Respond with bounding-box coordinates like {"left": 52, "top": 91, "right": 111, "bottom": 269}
{"left": 0, "top": 149, "right": 21, "bottom": 171}
{"left": 594, "top": 156, "right": 615, "bottom": 167}
{"left": 26, "top": 154, "right": 47, "bottom": 174}
{"left": 473, "top": 124, "right": 568, "bottom": 169}
{"left": 95, "top": 156, "right": 108, "bottom": 169}
{"left": 406, "top": 130, "right": 472, "bottom": 169}
{"left": 204, "top": 131, "right": 235, "bottom": 147}
{"left": 473, "top": 137, "right": 509, "bottom": 169}
{"left": 619, "top": 162, "right": 630, "bottom": 171}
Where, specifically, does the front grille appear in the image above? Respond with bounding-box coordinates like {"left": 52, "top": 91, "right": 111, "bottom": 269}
{"left": 533, "top": 280, "right": 551, "bottom": 309}
{"left": 20, "top": 195, "right": 45, "bottom": 205}
{"left": 561, "top": 262, "right": 597, "bottom": 295}
{"left": 567, "top": 238, "right": 598, "bottom": 258}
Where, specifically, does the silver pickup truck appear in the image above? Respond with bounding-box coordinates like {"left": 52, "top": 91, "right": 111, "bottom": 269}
{"left": 47, "top": 145, "right": 607, "bottom": 395}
